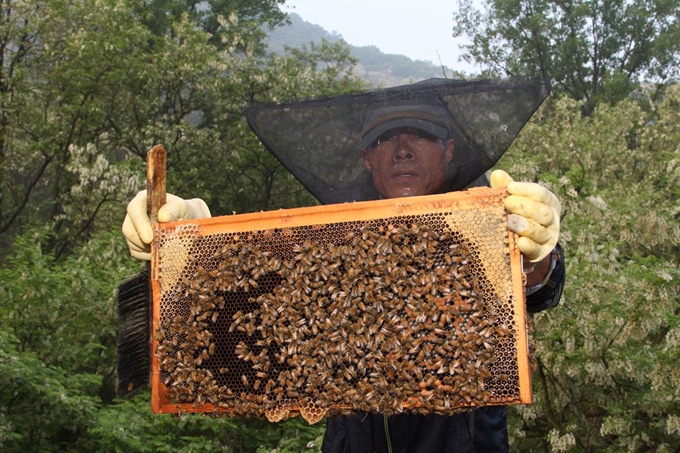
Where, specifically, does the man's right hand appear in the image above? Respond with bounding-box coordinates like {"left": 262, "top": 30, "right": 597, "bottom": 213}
{"left": 122, "top": 190, "right": 211, "bottom": 260}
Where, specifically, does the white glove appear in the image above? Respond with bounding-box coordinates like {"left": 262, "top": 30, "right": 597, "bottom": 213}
{"left": 490, "top": 170, "right": 561, "bottom": 262}
{"left": 122, "top": 190, "right": 211, "bottom": 260}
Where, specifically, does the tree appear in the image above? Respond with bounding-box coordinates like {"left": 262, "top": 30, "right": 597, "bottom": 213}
{"left": 142, "top": 0, "right": 288, "bottom": 52}
{"left": 496, "top": 88, "right": 680, "bottom": 451}
{"left": 0, "top": 0, "right": 341, "bottom": 261}
{"left": 0, "top": 227, "right": 133, "bottom": 451}
{"left": 0, "top": 0, "right": 156, "bottom": 258}
{"left": 0, "top": 327, "right": 101, "bottom": 452}
{"left": 452, "top": 0, "right": 680, "bottom": 113}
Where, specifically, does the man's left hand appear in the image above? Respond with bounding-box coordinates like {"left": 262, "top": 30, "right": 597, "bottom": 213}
{"left": 490, "top": 170, "right": 561, "bottom": 263}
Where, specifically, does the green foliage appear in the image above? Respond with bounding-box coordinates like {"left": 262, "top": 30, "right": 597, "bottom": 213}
{"left": 0, "top": 227, "right": 139, "bottom": 389}
{"left": 84, "top": 392, "right": 325, "bottom": 452}
{"left": 0, "top": 328, "right": 101, "bottom": 452}
{"left": 0, "top": 0, "right": 153, "bottom": 257}
{"left": 499, "top": 88, "right": 680, "bottom": 451}
{"left": 452, "top": 0, "right": 680, "bottom": 112}
{"left": 0, "top": 225, "right": 139, "bottom": 451}
{"left": 253, "top": 417, "right": 324, "bottom": 453}
{"left": 142, "top": 0, "right": 287, "bottom": 51}
{"left": 86, "top": 392, "right": 242, "bottom": 452}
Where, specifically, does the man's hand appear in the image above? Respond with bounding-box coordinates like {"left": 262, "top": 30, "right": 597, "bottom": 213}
{"left": 121, "top": 190, "right": 211, "bottom": 260}
{"left": 490, "top": 170, "right": 561, "bottom": 263}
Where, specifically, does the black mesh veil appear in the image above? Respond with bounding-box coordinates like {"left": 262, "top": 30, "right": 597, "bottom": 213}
{"left": 244, "top": 78, "right": 550, "bottom": 205}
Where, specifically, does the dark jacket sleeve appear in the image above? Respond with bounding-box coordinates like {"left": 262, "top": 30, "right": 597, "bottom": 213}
{"left": 525, "top": 243, "right": 565, "bottom": 313}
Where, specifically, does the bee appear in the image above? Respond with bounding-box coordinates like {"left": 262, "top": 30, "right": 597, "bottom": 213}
{"left": 404, "top": 264, "right": 417, "bottom": 274}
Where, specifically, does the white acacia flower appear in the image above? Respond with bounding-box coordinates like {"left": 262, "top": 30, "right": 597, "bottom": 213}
{"left": 587, "top": 195, "right": 607, "bottom": 209}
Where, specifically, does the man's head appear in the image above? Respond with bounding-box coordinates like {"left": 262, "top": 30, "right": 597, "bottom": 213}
{"left": 360, "top": 97, "right": 455, "bottom": 199}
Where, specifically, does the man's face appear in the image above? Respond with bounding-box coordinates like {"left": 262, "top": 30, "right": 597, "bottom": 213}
{"left": 361, "top": 128, "right": 454, "bottom": 199}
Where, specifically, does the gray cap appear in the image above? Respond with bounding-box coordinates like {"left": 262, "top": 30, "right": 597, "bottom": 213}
{"left": 360, "top": 96, "right": 453, "bottom": 150}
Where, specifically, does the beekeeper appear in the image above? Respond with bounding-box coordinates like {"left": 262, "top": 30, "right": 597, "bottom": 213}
{"left": 122, "top": 78, "right": 565, "bottom": 452}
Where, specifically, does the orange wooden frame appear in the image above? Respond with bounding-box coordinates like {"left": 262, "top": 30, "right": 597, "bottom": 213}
{"left": 149, "top": 188, "right": 531, "bottom": 417}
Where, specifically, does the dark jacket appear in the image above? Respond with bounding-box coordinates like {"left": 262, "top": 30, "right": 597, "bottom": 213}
{"left": 321, "top": 245, "right": 566, "bottom": 453}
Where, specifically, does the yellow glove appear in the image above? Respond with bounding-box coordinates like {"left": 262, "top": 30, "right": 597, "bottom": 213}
{"left": 121, "top": 190, "right": 211, "bottom": 260}
{"left": 490, "top": 170, "right": 561, "bottom": 262}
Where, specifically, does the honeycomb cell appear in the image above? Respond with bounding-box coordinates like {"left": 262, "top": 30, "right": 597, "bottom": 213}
{"left": 299, "top": 403, "right": 328, "bottom": 425}
{"left": 264, "top": 405, "right": 290, "bottom": 423}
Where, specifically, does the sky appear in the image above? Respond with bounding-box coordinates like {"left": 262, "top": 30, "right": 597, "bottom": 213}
{"left": 282, "top": 0, "right": 479, "bottom": 74}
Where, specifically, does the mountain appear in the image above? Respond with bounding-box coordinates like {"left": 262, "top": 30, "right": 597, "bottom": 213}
{"left": 265, "top": 13, "right": 458, "bottom": 87}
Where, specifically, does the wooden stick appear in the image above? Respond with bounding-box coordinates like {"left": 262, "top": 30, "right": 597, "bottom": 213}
{"left": 146, "top": 144, "right": 167, "bottom": 223}
{"left": 146, "top": 144, "right": 167, "bottom": 281}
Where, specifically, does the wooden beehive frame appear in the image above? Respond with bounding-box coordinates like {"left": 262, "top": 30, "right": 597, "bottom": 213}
{"left": 150, "top": 187, "right": 530, "bottom": 423}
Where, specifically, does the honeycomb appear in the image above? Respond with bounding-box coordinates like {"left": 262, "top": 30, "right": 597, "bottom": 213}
{"left": 149, "top": 188, "right": 530, "bottom": 424}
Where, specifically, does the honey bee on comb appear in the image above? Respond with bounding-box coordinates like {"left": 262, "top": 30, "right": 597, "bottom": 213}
{"left": 152, "top": 202, "right": 527, "bottom": 423}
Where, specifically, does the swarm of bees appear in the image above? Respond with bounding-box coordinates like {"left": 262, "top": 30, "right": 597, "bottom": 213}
{"left": 156, "top": 217, "right": 520, "bottom": 423}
